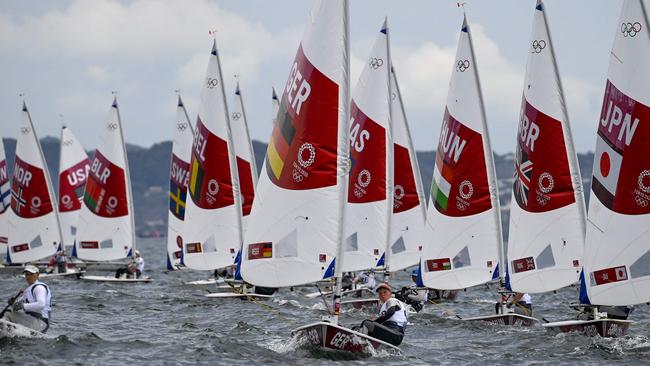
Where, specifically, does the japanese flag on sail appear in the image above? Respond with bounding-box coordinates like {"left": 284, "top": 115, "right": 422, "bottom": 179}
{"left": 592, "top": 134, "right": 623, "bottom": 205}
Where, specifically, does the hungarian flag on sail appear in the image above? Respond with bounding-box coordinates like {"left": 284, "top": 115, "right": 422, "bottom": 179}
{"left": 237, "top": 157, "right": 254, "bottom": 216}
{"left": 188, "top": 117, "right": 234, "bottom": 209}
{"left": 393, "top": 143, "right": 419, "bottom": 213}
{"left": 591, "top": 81, "right": 650, "bottom": 215}
{"left": 0, "top": 159, "right": 10, "bottom": 213}
{"left": 84, "top": 151, "right": 128, "bottom": 218}
{"left": 59, "top": 159, "right": 90, "bottom": 212}
{"left": 430, "top": 109, "right": 491, "bottom": 217}
{"left": 169, "top": 153, "right": 190, "bottom": 220}
{"left": 11, "top": 156, "right": 53, "bottom": 219}
{"left": 265, "top": 45, "right": 338, "bottom": 190}
{"left": 512, "top": 99, "right": 575, "bottom": 212}
{"left": 348, "top": 101, "right": 386, "bottom": 203}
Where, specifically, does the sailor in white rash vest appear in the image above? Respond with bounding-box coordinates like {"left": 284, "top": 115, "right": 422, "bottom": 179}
{"left": 356, "top": 282, "right": 407, "bottom": 346}
{"left": 4, "top": 265, "right": 52, "bottom": 333}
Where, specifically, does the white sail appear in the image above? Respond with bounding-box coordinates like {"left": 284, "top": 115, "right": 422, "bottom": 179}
{"left": 241, "top": 0, "right": 349, "bottom": 288}
{"left": 388, "top": 66, "right": 426, "bottom": 272}
{"left": 182, "top": 39, "right": 243, "bottom": 271}
{"left": 230, "top": 82, "right": 258, "bottom": 230}
{"left": 166, "top": 95, "right": 194, "bottom": 270}
{"left": 6, "top": 102, "right": 62, "bottom": 263}
{"left": 0, "top": 136, "right": 10, "bottom": 255}
{"left": 343, "top": 19, "right": 392, "bottom": 272}
{"left": 420, "top": 15, "right": 502, "bottom": 290}
{"left": 582, "top": 0, "right": 650, "bottom": 306}
{"left": 272, "top": 87, "right": 280, "bottom": 123}
{"left": 58, "top": 125, "right": 90, "bottom": 249}
{"left": 74, "top": 97, "right": 135, "bottom": 261}
{"left": 507, "top": 0, "right": 586, "bottom": 294}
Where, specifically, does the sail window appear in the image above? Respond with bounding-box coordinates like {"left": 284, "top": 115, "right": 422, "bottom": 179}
{"left": 344, "top": 233, "right": 358, "bottom": 252}
{"left": 536, "top": 244, "right": 556, "bottom": 269}
{"left": 276, "top": 230, "right": 298, "bottom": 258}
{"left": 100, "top": 239, "right": 113, "bottom": 249}
{"left": 630, "top": 250, "right": 650, "bottom": 279}
{"left": 453, "top": 246, "right": 471, "bottom": 268}
{"left": 391, "top": 237, "right": 406, "bottom": 254}
{"left": 29, "top": 235, "right": 43, "bottom": 249}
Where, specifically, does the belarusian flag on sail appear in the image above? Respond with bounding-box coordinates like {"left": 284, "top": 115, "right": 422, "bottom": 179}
{"left": 84, "top": 151, "right": 128, "bottom": 218}
{"left": 430, "top": 109, "right": 490, "bottom": 217}
{"left": 265, "top": 46, "right": 338, "bottom": 190}
{"left": 592, "top": 81, "right": 650, "bottom": 215}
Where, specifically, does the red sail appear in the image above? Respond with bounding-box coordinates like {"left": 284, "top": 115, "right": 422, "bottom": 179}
{"left": 84, "top": 151, "right": 128, "bottom": 218}
{"left": 236, "top": 157, "right": 254, "bottom": 216}
{"left": 59, "top": 159, "right": 90, "bottom": 212}
{"left": 11, "top": 156, "right": 53, "bottom": 218}
{"left": 513, "top": 99, "right": 575, "bottom": 212}
{"left": 393, "top": 143, "right": 419, "bottom": 213}
{"left": 265, "top": 45, "right": 338, "bottom": 190}
{"left": 348, "top": 101, "right": 386, "bottom": 203}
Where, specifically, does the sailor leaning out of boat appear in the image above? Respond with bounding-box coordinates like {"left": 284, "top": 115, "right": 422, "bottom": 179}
{"left": 354, "top": 282, "right": 407, "bottom": 346}
{"left": 3, "top": 265, "right": 52, "bottom": 333}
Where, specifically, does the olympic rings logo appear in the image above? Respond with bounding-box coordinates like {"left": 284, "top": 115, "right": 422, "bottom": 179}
{"left": 106, "top": 122, "right": 118, "bottom": 131}
{"left": 208, "top": 179, "right": 219, "bottom": 195}
{"left": 232, "top": 112, "right": 242, "bottom": 120}
{"left": 62, "top": 139, "right": 74, "bottom": 146}
{"left": 459, "top": 180, "right": 473, "bottom": 200}
{"left": 538, "top": 172, "right": 554, "bottom": 194}
{"left": 456, "top": 60, "right": 470, "bottom": 72}
{"left": 369, "top": 57, "right": 384, "bottom": 70}
{"left": 61, "top": 194, "right": 72, "bottom": 205}
{"left": 177, "top": 122, "right": 188, "bottom": 132}
{"left": 358, "top": 170, "right": 372, "bottom": 188}
{"left": 20, "top": 127, "right": 31, "bottom": 135}
{"left": 31, "top": 196, "right": 41, "bottom": 208}
{"left": 206, "top": 77, "right": 219, "bottom": 88}
{"left": 621, "top": 22, "right": 642, "bottom": 37}
{"left": 394, "top": 185, "right": 405, "bottom": 200}
{"left": 638, "top": 170, "right": 650, "bottom": 193}
{"left": 297, "top": 142, "right": 316, "bottom": 168}
{"left": 532, "top": 40, "right": 546, "bottom": 53}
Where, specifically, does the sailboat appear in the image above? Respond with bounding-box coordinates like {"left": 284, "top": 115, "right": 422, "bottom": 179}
{"left": 505, "top": 0, "right": 586, "bottom": 307}
{"left": 74, "top": 96, "right": 149, "bottom": 282}
{"left": 57, "top": 126, "right": 90, "bottom": 252}
{"left": 241, "top": 0, "right": 398, "bottom": 353}
{"left": 543, "top": 0, "right": 650, "bottom": 337}
{"left": 166, "top": 95, "right": 194, "bottom": 271}
{"left": 0, "top": 136, "right": 10, "bottom": 258}
{"left": 418, "top": 13, "right": 533, "bottom": 325}
{"left": 5, "top": 101, "right": 62, "bottom": 265}
{"left": 181, "top": 37, "right": 244, "bottom": 275}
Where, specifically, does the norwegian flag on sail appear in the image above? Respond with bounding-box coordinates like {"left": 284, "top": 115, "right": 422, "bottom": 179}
{"left": 11, "top": 156, "right": 53, "bottom": 218}
{"left": 0, "top": 159, "right": 9, "bottom": 213}
{"left": 591, "top": 81, "right": 650, "bottom": 215}
{"left": 266, "top": 46, "right": 338, "bottom": 190}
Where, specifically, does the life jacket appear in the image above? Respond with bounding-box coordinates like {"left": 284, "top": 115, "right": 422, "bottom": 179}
{"left": 24, "top": 281, "right": 52, "bottom": 320}
{"left": 521, "top": 293, "right": 532, "bottom": 305}
{"left": 378, "top": 297, "right": 407, "bottom": 328}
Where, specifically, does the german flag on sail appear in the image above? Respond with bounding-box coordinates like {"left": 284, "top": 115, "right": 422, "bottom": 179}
{"left": 266, "top": 102, "right": 295, "bottom": 180}
{"left": 248, "top": 242, "right": 272, "bottom": 260}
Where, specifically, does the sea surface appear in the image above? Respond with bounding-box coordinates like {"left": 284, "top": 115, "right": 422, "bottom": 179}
{"left": 1, "top": 238, "right": 649, "bottom": 365}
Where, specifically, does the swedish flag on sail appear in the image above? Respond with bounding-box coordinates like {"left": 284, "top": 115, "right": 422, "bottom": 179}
{"left": 169, "top": 181, "right": 187, "bottom": 220}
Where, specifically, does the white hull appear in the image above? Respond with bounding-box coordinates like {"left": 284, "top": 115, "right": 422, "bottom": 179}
{"left": 204, "top": 292, "right": 273, "bottom": 300}
{"left": 542, "top": 318, "right": 632, "bottom": 337}
{"left": 0, "top": 318, "right": 46, "bottom": 338}
{"left": 79, "top": 275, "right": 152, "bottom": 283}
{"left": 40, "top": 269, "right": 83, "bottom": 279}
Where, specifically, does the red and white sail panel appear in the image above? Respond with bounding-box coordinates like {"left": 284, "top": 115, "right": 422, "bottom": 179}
{"left": 343, "top": 20, "right": 391, "bottom": 272}
{"left": 420, "top": 17, "right": 502, "bottom": 290}
{"left": 75, "top": 98, "right": 135, "bottom": 261}
{"left": 507, "top": 0, "right": 586, "bottom": 294}
{"left": 272, "top": 87, "right": 280, "bottom": 125}
{"left": 58, "top": 126, "right": 90, "bottom": 249}
{"left": 389, "top": 66, "right": 426, "bottom": 272}
{"left": 583, "top": 0, "right": 650, "bottom": 306}
{"left": 230, "top": 82, "right": 258, "bottom": 230}
{"left": 182, "top": 39, "right": 242, "bottom": 271}
{"left": 167, "top": 96, "right": 194, "bottom": 270}
{"left": 241, "top": 0, "right": 349, "bottom": 287}
{"left": 0, "top": 137, "right": 10, "bottom": 255}
{"left": 7, "top": 102, "right": 62, "bottom": 263}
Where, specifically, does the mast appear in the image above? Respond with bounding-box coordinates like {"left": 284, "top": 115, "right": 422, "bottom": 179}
{"left": 214, "top": 36, "right": 245, "bottom": 271}
{"left": 464, "top": 14, "right": 505, "bottom": 289}
{"left": 539, "top": 0, "right": 587, "bottom": 240}
{"left": 333, "top": 0, "right": 350, "bottom": 324}
{"left": 383, "top": 17, "right": 395, "bottom": 282}
{"left": 114, "top": 95, "right": 136, "bottom": 257}
{"left": 24, "top": 100, "right": 65, "bottom": 253}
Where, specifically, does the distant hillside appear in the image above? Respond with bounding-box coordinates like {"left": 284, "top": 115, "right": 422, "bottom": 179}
{"left": 2, "top": 137, "right": 594, "bottom": 239}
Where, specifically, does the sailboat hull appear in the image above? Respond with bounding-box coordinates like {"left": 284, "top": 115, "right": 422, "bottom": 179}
{"left": 79, "top": 275, "right": 152, "bottom": 283}
{"left": 463, "top": 313, "right": 538, "bottom": 326}
{"left": 542, "top": 319, "right": 631, "bottom": 337}
{"left": 291, "top": 321, "right": 400, "bottom": 354}
{"left": 340, "top": 298, "right": 379, "bottom": 310}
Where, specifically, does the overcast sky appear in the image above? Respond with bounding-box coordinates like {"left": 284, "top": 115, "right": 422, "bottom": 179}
{"left": 0, "top": 0, "right": 622, "bottom": 153}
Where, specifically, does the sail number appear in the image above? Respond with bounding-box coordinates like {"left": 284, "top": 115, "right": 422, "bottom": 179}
{"left": 349, "top": 117, "right": 370, "bottom": 153}
{"left": 285, "top": 62, "right": 311, "bottom": 116}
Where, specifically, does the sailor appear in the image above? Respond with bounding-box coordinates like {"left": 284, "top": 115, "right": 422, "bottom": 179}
{"left": 509, "top": 292, "right": 532, "bottom": 316}
{"left": 4, "top": 265, "right": 52, "bottom": 333}
{"left": 353, "top": 271, "right": 377, "bottom": 291}
{"left": 357, "top": 282, "right": 407, "bottom": 346}
{"left": 395, "top": 269, "right": 427, "bottom": 312}
{"left": 55, "top": 249, "right": 67, "bottom": 273}
{"left": 133, "top": 250, "right": 145, "bottom": 278}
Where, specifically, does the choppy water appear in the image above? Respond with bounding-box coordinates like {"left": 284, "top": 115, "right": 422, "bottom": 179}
{"left": 1, "top": 238, "right": 649, "bottom": 365}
